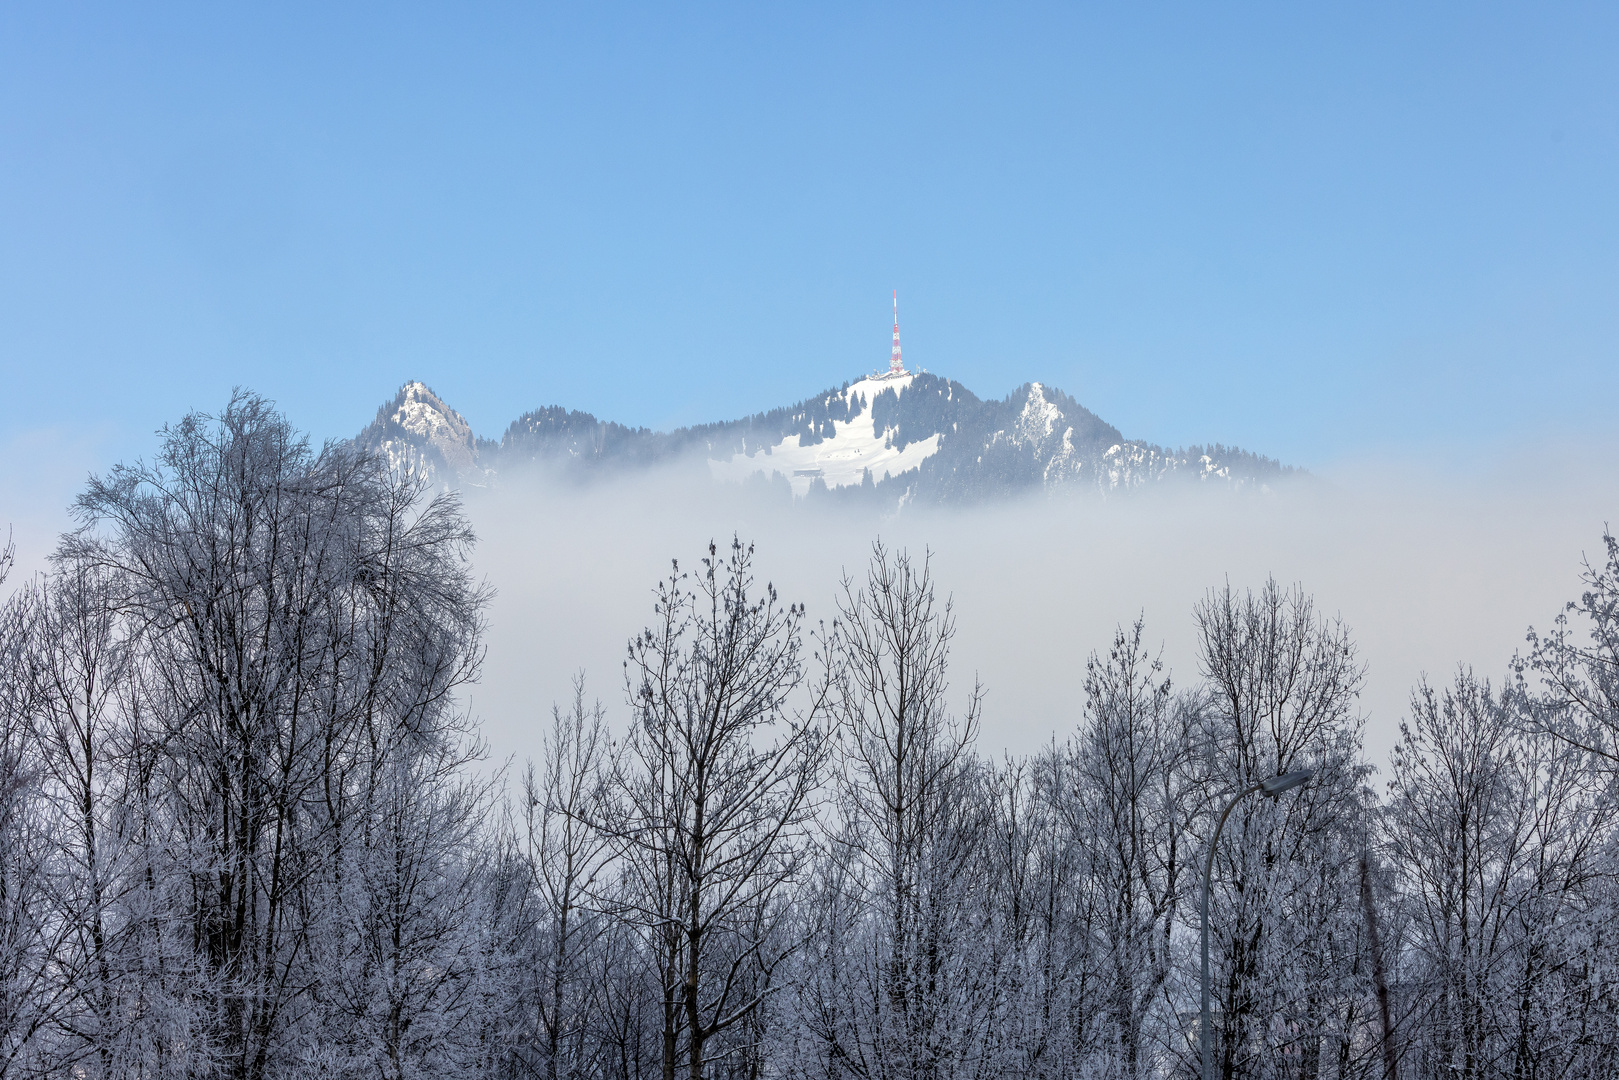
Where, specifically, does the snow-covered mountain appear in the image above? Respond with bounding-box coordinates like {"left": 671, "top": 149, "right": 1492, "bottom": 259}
{"left": 355, "top": 374, "right": 1297, "bottom": 504}
{"left": 357, "top": 382, "right": 489, "bottom": 482}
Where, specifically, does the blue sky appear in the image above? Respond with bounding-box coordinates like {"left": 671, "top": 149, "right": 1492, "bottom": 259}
{"left": 3, "top": 2, "right": 1617, "bottom": 474}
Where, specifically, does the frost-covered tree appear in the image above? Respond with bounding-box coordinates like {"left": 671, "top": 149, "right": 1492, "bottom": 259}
{"left": 12, "top": 559, "right": 183, "bottom": 1078}
{"left": 1190, "top": 579, "right": 1375, "bottom": 1080}
{"left": 1058, "top": 619, "right": 1198, "bottom": 1080}
{"left": 11, "top": 401, "right": 1619, "bottom": 1080}
{"left": 1386, "top": 669, "right": 1619, "bottom": 1080}
{"left": 606, "top": 539, "right": 828, "bottom": 1080}
{"left": 1522, "top": 529, "right": 1619, "bottom": 772}
{"left": 0, "top": 537, "right": 71, "bottom": 1080}
{"left": 508, "top": 678, "right": 614, "bottom": 1080}
{"left": 57, "top": 392, "right": 490, "bottom": 1080}
{"left": 796, "top": 543, "right": 991, "bottom": 1080}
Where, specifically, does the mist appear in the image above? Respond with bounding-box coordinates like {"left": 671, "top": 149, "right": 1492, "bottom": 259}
{"left": 465, "top": 446, "right": 1619, "bottom": 773}
{"left": 7, "top": 431, "right": 1610, "bottom": 774}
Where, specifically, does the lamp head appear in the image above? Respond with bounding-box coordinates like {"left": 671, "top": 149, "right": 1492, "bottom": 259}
{"left": 1260, "top": 769, "right": 1314, "bottom": 798}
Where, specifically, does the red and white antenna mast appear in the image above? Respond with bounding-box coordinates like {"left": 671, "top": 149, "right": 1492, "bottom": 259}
{"left": 889, "top": 290, "right": 905, "bottom": 376}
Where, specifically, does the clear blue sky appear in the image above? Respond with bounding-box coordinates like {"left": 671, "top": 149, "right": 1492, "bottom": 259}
{"left": 4, "top": 2, "right": 1617, "bottom": 472}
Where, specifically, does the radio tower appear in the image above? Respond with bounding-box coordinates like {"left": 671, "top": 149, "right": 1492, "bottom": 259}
{"left": 889, "top": 290, "right": 905, "bottom": 376}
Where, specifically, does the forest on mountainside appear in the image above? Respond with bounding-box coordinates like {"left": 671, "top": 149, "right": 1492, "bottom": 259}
{"left": 1, "top": 396, "right": 1615, "bottom": 1080}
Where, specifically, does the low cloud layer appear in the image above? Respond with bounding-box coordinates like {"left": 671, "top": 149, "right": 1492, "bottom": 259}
{"left": 7, "top": 429, "right": 1610, "bottom": 777}
{"left": 465, "top": 450, "right": 1619, "bottom": 774}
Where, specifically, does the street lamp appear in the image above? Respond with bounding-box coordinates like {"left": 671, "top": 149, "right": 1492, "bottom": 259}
{"left": 1200, "top": 769, "right": 1314, "bottom": 1080}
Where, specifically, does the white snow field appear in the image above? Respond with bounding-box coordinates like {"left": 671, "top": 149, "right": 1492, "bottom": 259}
{"left": 708, "top": 374, "right": 941, "bottom": 496}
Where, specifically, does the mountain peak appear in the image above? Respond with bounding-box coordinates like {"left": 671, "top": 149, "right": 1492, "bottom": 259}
{"left": 353, "top": 372, "right": 1298, "bottom": 503}
{"left": 357, "top": 381, "right": 481, "bottom": 481}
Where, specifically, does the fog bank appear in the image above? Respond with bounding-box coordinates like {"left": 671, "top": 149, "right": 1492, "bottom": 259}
{"left": 466, "top": 450, "right": 1619, "bottom": 774}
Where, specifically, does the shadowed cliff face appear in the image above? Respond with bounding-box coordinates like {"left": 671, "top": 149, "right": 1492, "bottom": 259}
{"left": 351, "top": 374, "right": 1298, "bottom": 503}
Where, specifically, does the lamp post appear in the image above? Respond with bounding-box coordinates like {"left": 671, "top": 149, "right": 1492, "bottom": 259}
{"left": 1200, "top": 769, "right": 1314, "bottom": 1080}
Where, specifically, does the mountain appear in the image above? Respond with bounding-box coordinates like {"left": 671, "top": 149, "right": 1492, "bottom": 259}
{"left": 356, "top": 382, "right": 490, "bottom": 482}
{"left": 355, "top": 373, "right": 1298, "bottom": 504}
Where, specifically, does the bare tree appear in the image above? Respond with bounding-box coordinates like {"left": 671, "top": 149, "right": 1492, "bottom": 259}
{"left": 1191, "top": 578, "right": 1372, "bottom": 1080}
{"left": 818, "top": 542, "right": 989, "bottom": 1080}
{"left": 12, "top": 558, "right": 171, "bottom": 1078}
{"left": 517, "top": 677, "right": 613, "bottom": 1080}
{"left": 607, "top": 538, "right": 828, "bottom": 1080}
{"left": 1064, "top": 619, "right": 1196, "bottom": 1080}
{"left": 60, "top": 392, "right": 488, "bottom": 1080}
{"left": 1386, "top": 669, "right": 1619, "bottom": 1080}
{"left": 1522, "top": 528, "right": 1619, "bottom": 771}
{"left": 979, "top": 756, "right": 1047, "bottom": 1077}
{"left": 0, "top": 538, "right": 75, "bottom": 1080}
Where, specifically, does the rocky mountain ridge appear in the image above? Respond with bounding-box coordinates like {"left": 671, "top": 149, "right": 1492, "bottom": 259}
{"left": 355, "top": 375, "right": 1298, "bottom": 505}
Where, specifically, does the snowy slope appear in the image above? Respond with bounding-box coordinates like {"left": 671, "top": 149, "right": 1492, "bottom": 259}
{"left": 708, "top": 374, "right": 941, "bottom": 495}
